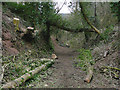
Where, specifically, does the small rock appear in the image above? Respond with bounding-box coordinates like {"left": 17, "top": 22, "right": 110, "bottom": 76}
{"left": 27, "top": 27, "right": 34, "bottom": 30}
{"left": 104, "top": 51, "right": 109, "bottom": 57}
{"left": 44, "top": 84, "right": 48, "bottom": 87}
{"left": 29, "top": 84, "right": 34, "bottom": 87}
{"left": 28, "top": 50, "right": 31, "bottom": 53}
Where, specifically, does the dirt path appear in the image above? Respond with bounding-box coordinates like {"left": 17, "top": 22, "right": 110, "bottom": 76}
{"left": 45, "top": 37, "right": 85, "bottom": 88}
{"left": 24, "top": 37, "right": 87, "bottom": 88}
{"left": 24, "top": 37, "right": 119, "bottom": 88}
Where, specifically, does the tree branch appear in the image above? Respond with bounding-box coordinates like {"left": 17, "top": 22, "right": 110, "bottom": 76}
{"left": 1, "top": 61, "right": 53, "bottom": 88}
{"left": 79, "top": 2, "right": 100, "bottom": 34}
{"left": 49, "top": 22, "right": 95, "bottom": 33}
{"left": 56, "top": 0, "right": 66, "bottom": 14}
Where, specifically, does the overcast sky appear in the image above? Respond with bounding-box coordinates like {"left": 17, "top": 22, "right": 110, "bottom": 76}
{"left": 55, "top": 0, "right": 71, "bottom": 14}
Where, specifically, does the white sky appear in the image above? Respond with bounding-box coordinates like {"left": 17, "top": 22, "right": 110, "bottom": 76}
{"left": 55, "top": 0, "right": 71, "bottom": 14}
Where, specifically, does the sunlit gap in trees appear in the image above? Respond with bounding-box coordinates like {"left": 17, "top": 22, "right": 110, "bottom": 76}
{"left": 54, "top": 0, "right": 71, "bottom": 14}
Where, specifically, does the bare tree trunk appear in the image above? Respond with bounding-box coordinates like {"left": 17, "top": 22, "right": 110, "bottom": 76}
{"left": 75, "top": 2, "right": 78, "bottom": 12}
{"left": 46, "top": 22, "right": 51, "bottom": 50}
{"left": 94, "top": 2, "right": 97, "bottom": 24}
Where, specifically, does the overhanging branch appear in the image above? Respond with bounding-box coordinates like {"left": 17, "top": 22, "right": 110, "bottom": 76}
{"left": 79, "top": 2, "right": 100, "bottom": 34}
{"left": 56, "top": 0, "right": 66, "bottom": 14}
{"left": 49, "top": 23, "right": 95, "bottom": 33}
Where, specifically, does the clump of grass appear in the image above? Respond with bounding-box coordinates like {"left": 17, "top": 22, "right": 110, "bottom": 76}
{"left": 75, "top": 48, "right": 95, "bottom": 71}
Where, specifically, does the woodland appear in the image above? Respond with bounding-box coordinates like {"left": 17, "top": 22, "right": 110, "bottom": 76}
{"left": 0, "top": 1, "right": 120, "bottom": 88}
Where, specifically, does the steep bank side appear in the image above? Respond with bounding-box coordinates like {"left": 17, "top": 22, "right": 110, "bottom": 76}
{"left": 2, "top": 6, "right": 52, "bottom": 85}
{"left": 2, "top": 6, "right": 50, "bottom": 56}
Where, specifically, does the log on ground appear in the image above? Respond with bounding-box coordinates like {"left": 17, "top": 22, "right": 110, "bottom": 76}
{"left": 84, "top": 65, "right": 93, "bottom": 83}
{"left": 1, "top": 61, "right": 53, "bottom": 88}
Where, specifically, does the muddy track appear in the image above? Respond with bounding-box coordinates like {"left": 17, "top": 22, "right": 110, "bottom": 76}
{"left": 24, "top": 37, "right": 86, "bottom": 88}
{"left": 40, "top": 37, "right": 86, "bottom": 88}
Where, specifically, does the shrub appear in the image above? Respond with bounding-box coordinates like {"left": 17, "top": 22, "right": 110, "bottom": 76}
{"left": 100, "top": 25, "right": 114, "bottom": 43}
{"left": 75, "top": 48, "right": 94, "bottom": 71}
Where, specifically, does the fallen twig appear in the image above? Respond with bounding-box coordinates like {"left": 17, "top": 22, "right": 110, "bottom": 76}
{"left": 40, "top": 58, "right": 54, "bottom": 62}
{"left": 0, "top": 66, "right": 4, "bottom": 84}
{"left": 101, "top": 66, "right": 120, "bottom": 71}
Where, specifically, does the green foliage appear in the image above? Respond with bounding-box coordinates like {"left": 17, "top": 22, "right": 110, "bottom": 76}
{"left": 39, "top": 2, "right": 56, "bottom": 23}
{"left": 5, "top": 2, "right": 39, "bottom": 26}
{"left": 100, "top": 25, "right": 114, "bottom": 43}
{"left": 65, "top": 2, "right": 92, "bottom": 33}
{"left": 75, "top": 48, "right": 94, "bottom": 71}
{"left": 4, "top": 2, "right": 59, "bottom": 27}
{"left": 110, "top": 2, "right": 120, "bottom": 21}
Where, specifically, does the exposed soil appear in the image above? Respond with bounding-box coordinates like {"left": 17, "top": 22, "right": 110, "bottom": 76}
{"left": 45, "top": 37, "right": 86, "bottom": 88}
{"left": 2, "top": 8, "right": 47, "bottom": 56}
{"left": 23, "top": 37, "right": 85, "bottom": 88}
{"left": 23, "top": 37, "right": 119, "bottom": 88}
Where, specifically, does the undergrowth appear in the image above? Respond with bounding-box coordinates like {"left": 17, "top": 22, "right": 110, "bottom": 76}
{"left": 75, "top": 48, "right": 95, "bottom": 71}
{"left": 2, "top": 49, "right": 51, "bottom": 83}
{"left": 100, "top": 25, "right": 114, "bottom": 43}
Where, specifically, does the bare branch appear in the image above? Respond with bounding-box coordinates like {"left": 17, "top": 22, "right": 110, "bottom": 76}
{"left": 49, "top": 22, "right": 95, "bottom": 33}
{"left": 56, "top": 0, "right": 66, "bottom": 14}
{"left": 79, "top": 2, "right": 100, "bottom": 34}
